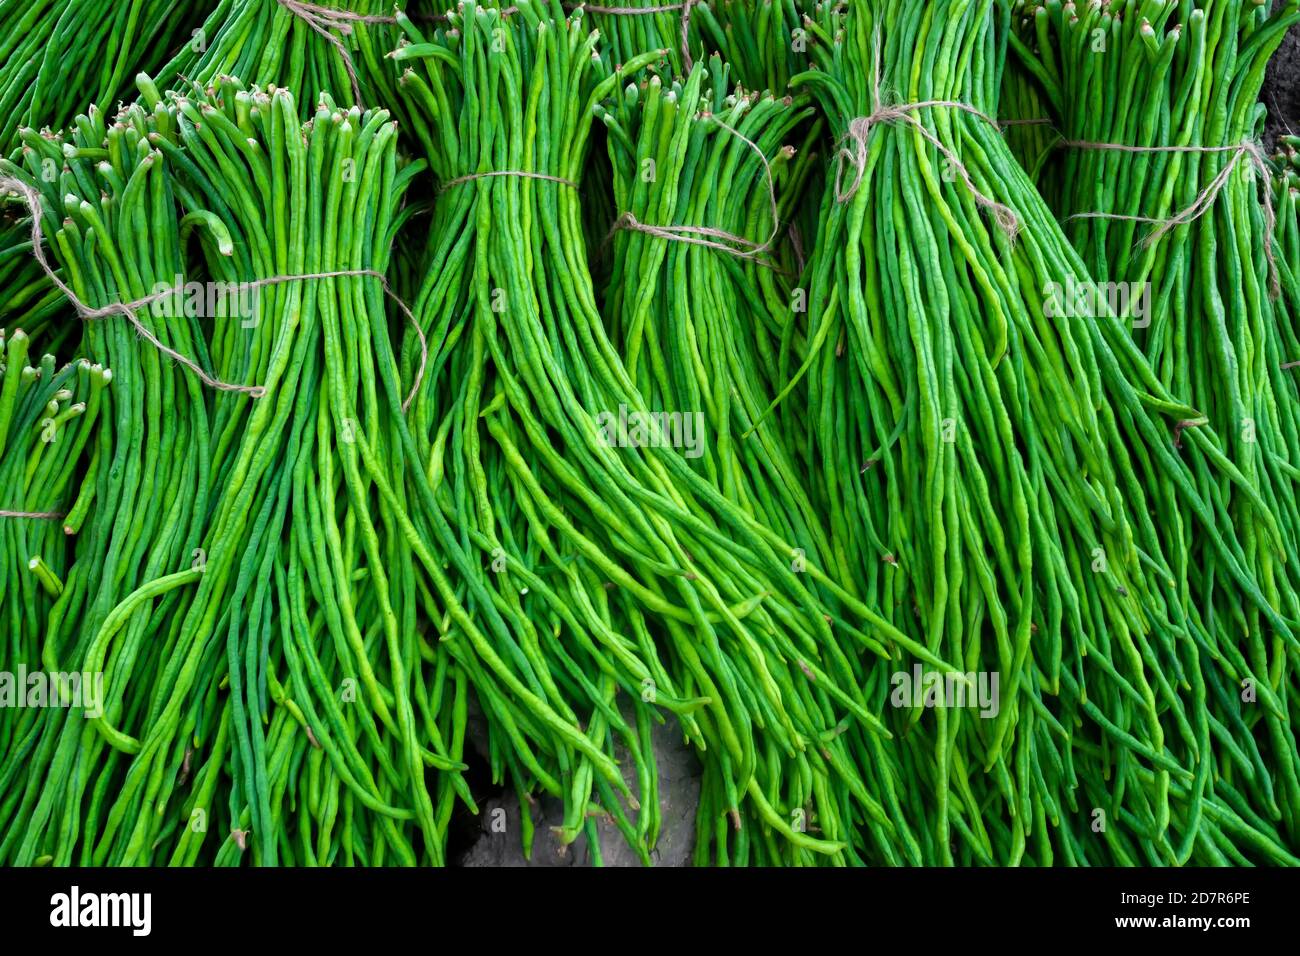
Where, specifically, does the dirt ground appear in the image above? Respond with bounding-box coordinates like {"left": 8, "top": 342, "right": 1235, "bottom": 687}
{"left": 1265, "top": 13, "right": 1300, "bottom": 150}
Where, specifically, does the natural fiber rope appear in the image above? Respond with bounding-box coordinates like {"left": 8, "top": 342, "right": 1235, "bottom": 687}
{"left": 1060, "top": 138, "right": 1279, "bottom": 299}
{"left": 997, "top": 117, "right": 1055, "bottom": 128}
{"left": 835, "top": 32, "right": 1019, "bottom": 239}
{"left": 0, "top": 175, "right": 429, "bottom": 411}
{"left": 678, "top": 0, "right": 697, "bottom": 72}
{"left": 275, "top": 0, "right": 400, "bottom": 106}
{"left": 564, "top": 2, "right": 695, "bottom": 70}
{"left": 608, "top": 112, "right": 782, "bottom": 262}
{"left": 439, "top": 170, "right": 579, "bottom": 192}
{"left": 276, "top": 1, "right": 700, "bottom": 95}
{"left": 577, "top": 2, "right": 683, "bottom": 10}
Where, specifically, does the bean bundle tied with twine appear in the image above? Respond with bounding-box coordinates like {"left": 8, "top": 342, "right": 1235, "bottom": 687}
{"left": 282, "top": 2, "right": 1278, "bottom": 282}
{"left": 835, "top": 116, "right": 1279, "bottom": 298}
{"left": 1058, "top": 138, "right": 1280, "bottom": 299}
{"left": 608, "top": 112, "right": 784, "bottom": 263}
{"left": 830, "top": 31, "right": 1282, "bottom": 281}
{"left": 275, "top": 0, "right": 701, "bottom": 106}
{"left": 831, "top": 31, "right": 1021, "bottom": 240}
{"left": 278, "top": 1, "right": 768, "bottom": 256}
{"left": 0, "top": 174, "right": 429, "bottom": 408}
{"left": 834, "top": 110, "right": 1278, "bottom": 280}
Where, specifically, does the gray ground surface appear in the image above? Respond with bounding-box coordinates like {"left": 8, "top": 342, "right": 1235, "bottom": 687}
{"left": 460, "top": 702, "right": 699, "bottom": 867}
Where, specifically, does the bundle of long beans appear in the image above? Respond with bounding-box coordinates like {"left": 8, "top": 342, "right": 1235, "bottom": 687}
{"left": 596, "top": 62, "right": 820, "bottom": 471}
{"left": 0, "top": 0, "right": 217, "bottom": 155}
{"left": 1009, "top": 0, "right": 1300, "bottom": 606}
{"left": 790, "top": 0, "right": 1300, "bottom": 864}
{"left": 156, "top": 0, "right": 408, "bottom": 113}
{"left": 0, "top": 335, "right": 109, "bottom": 680}
{"left": 391, "top": 0, "right": 959, "bottom": 863}
{"left": 598, "top": 64, "right": 895, "bottom": 862}
{"left": 1007, "top": 0, "right": 1300, "bottom": 847}
{"left": 393, "top": 2, "right": 670, "bottom": 858}
{"left": 0, "top": 91, "right": 224, "bottom": 866}
{"left": 1, "top": 0, "right": 1298, "bottom": 870}
{"left": 0, "top": 77, "right": 471, "bottom": 865}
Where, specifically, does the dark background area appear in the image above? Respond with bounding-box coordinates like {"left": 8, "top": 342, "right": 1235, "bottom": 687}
{"left": 1265, "top": 7, "right": 1300, "bottom": 150}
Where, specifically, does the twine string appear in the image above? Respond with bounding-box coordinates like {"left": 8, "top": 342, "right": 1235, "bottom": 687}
{"left": 439, "top": 170, "right": 579, "bottom": 192}
{"left": 275, "top": 0, "right": 402, "bottom": 106}
{"left": 565, "top": 2, "right": 694, "bottom": 70}
{"left": 0, "top": 175, "right": 428, "bottom": 411}
{"left": 275, "top": 1, "right": 700, "bottom": 109}
{"left": 281, "top": 0, "right": 703, "bottom": 85}
{"left": 608, "top": 112, "right": 782, "bottom": 262}
{"left": 1061, "top": 138, "right": 1278, "bottom": 299}
{"left": 835, "top": 32, "right": 1020, "bottom": 239}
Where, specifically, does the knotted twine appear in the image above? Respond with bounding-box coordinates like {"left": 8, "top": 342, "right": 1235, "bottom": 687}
{"left": 573, "top": 2, "right": 697, "bottom": 71}
{"left": 831, "top": 35, "right": 1020, "bottom": 240}
{"left": 438, "top": 170, "right": 579, "bottom": 192}
{"left": 274, "top": 1, "right": 700, "bottom": 108}
{"left": 0, "top": 174, "right": 429, "bottom": 411}
{"left": 609, "top": 113, "right": 783, "bottom": 263}
{"left": 275, "top": 0, "right": 403, "bottom": 105}
{"left": 1060, "top": 138, "right": 1279, "bottom": 299}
